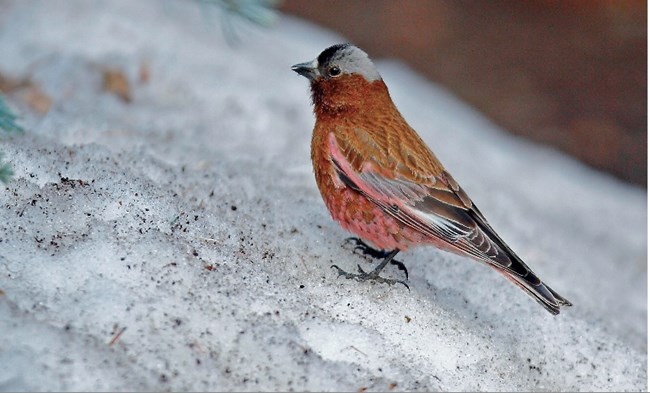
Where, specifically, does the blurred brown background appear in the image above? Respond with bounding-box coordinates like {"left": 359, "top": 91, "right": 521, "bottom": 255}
{"left": 282, "top": 0, "right": 647, "bottom": 186}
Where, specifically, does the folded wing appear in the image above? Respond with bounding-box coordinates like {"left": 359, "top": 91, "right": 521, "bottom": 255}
{"left": 328, "top": 131, "right": 571, "bottom": 314}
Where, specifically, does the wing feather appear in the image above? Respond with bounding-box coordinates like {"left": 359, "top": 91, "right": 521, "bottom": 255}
{"left": 328, "top": 132, "right": 534, "bottom": 279}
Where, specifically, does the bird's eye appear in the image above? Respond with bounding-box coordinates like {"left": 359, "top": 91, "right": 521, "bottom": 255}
{"left": 328, "top": 66, "right": 341, "bottom": 77}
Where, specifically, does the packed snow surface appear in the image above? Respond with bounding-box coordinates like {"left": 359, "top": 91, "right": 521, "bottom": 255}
{"left": 0, "top": 0, "right": 646, "bottom": 391}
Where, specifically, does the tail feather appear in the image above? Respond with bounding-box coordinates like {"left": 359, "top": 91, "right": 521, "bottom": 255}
{"left": 462, "top": 205, "right": 571, "bottom": 315}
{"left": 547, "top": 285, "right": 573, "bottom": 307}
{"left": 502, "top": 270, "right": 571, "bottom": 315}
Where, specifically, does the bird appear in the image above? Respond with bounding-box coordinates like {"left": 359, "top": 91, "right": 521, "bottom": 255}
{"left": 291, "top": 43, "right": 572, "bottom": 315}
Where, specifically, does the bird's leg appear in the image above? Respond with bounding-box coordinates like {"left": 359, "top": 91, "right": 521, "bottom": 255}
{"left": 344, "top": 237, "right": 409, "bottom": 280}
{"left": 345, "top": 237, "right": 390, "bottom": 258}
{"left": 331, "top": 249, "right": 409, "bottom": 289}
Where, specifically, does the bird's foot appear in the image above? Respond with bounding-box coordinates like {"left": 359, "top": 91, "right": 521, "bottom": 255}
{"left": 344, "top": 237, "right": 409, "bottom": 280}
{"left": 330, "top": 263, "right": 410, "bottom": 290}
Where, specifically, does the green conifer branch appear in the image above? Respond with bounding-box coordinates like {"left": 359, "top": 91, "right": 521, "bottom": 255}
{"left": 197, "top": 0, "right": 280, "bottom": 43}
{"left": 0, "top": 96, "right": 22, "bottom": 183}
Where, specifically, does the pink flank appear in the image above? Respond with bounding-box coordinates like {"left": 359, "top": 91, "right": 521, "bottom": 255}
{"left": 324, "top": 132, "right": 428, "bottom": 251}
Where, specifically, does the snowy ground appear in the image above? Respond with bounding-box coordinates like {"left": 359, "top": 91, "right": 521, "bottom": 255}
{"left": 0, "top": 0, "right": 646, "bottom": 391}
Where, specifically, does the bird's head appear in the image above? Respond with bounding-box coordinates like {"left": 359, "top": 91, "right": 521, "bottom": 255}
{"left": 291, "top": 43, "right": 380, "bottom": 83}
{"left": 292, "top": 44, "right": 387, "bottom": 115}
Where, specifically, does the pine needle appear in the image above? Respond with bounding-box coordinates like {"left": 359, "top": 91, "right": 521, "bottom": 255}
{"left": 197, "top": 0, "right": 280, "bottom": 44}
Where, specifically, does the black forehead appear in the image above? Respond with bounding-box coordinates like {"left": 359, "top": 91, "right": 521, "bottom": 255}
{"left": 317, "top": 43, "right": 350, "bottom": 66}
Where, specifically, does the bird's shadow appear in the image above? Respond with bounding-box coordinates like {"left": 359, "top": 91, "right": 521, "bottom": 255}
{"left": 336, "top": 237, "right": 540, "bottom": 346}
{"left": 410, "top": 253, "right": 549, "bottom": 344}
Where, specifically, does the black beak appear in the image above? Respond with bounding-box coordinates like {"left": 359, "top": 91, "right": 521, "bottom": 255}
{"left": 291, "top": 60, "right": 319, "bottom": 81}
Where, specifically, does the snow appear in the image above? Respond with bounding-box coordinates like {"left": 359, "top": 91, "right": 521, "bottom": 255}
{"left": 0, "top": 0, "right": 646, "bottom": 391}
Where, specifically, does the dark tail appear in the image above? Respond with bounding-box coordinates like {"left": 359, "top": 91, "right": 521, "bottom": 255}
{"left": 502, "top": 269, "right": 572, "bottom": 315}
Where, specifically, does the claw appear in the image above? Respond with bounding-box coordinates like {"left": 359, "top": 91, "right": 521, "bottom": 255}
{"left": 390, "top": 259, "right": 409, "bottom": 281}
{"left": 331, "top": 264, "right": 348, "bottom": 278}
